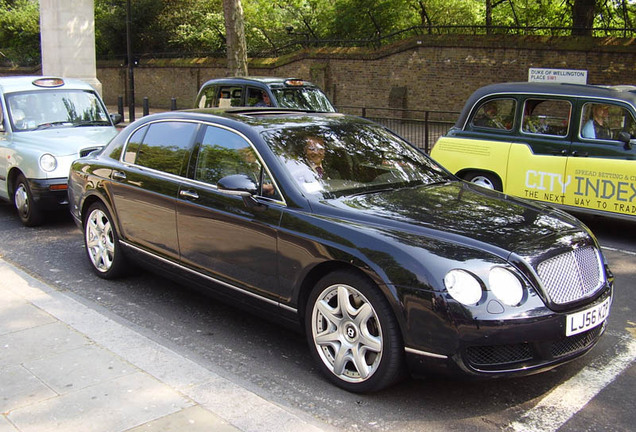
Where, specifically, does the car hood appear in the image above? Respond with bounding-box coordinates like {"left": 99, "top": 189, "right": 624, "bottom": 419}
{"left": 10, "top": 127, "right": 118, "bottom": 156}
{"left": 325, "top": 181, "right": 594, "bottom": 263}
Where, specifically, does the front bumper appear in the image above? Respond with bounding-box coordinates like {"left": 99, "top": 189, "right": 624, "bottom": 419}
{"left": 27, "top": 177, "right": 69, "bottom": 210}
{"left": 404, "top": 284, "right": 613, "bottom": 379}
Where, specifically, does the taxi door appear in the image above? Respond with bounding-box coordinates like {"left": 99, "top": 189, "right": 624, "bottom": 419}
{"left": 504, "top": 98, "right": 573, "bottom": 207}
{"left": 564, "top": 101, "right": 636, "bottom": 218}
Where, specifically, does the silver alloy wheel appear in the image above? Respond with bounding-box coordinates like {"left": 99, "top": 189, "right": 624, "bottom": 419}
{"left": 85, "top": 208, "right": 115, "bottom": 273}
{"left": 14, "top": 183, "right": 30, "bottom": 219}
{"left": 469, "top": 175, "right": 496, "bottom": 189}
{"left": 311, "top": 283, "right": 383, "bottom": 383}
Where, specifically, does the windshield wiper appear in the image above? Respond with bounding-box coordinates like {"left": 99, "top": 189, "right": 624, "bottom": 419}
{"left": 76, "top": 120, "right": 111, "bottom": 127}
{"left": 34, "top": 121, "right": 73, "bottom": 130}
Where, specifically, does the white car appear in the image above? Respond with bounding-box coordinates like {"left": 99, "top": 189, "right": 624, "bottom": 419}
{"left": 0, "top": 76, "right": 121, "bottom": 226}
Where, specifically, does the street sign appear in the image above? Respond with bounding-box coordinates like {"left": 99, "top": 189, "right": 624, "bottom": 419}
{"left": 528, "top": 68, "right": 588, "bottom": 84}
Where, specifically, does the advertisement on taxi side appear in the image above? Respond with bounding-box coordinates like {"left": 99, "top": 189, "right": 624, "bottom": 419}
{"left": 517, "top": 162, "right": 636, "bottom": 218}
{"left": 502, "top": 143, "right": 635, "bottom": 218}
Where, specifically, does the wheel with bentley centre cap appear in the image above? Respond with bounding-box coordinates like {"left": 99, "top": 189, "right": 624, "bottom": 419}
{"left": 305, "top": 269, "right": 405, "bottom": 392}
{"left": 84, "top": 202, "right": 127, "bottom": 279}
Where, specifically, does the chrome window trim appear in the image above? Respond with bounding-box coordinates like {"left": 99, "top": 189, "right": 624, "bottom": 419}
{"left": 118, "top": 118, "right": 287, "bottom": 207}
{"left": 121, "top": 240, "right": 297, "bottom": 314}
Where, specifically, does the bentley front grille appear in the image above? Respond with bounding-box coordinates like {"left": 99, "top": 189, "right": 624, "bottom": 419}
{"left": 536, "top": 247, "right": 604, "bottom": 305}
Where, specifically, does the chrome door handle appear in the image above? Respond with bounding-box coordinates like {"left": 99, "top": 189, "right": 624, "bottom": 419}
{"left": 179, "top": 190, "right": 199, "bottom": 200}
{"left": 112, "top": 170, "right": 126, "bottom": 180}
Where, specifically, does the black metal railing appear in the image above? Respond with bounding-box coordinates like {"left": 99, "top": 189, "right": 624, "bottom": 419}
{"left": 337, "top": 106, "right": 459, "bottom": 153}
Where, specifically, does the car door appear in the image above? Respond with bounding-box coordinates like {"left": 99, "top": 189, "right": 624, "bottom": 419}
{"left": 176, "top": 124, "right": 284, "bottom": 299}
{"left": 109, "top": 120, "right": 199, "bottom": 260}
{"left": 504, "top": 97, "right": 573, "bottom": 206}
{"left": 564, "top": 100, "right": 636, "bottom": 218}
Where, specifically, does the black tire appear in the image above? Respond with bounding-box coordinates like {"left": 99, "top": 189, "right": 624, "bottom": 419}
{"left": 305, "top": 269, "right": 405, "bottom": 393}
{"left": 83, "top": 202, "right": 128, "bottom": 279}
{"left": 462, "top": 171, "right": 503, "bottom": 192}
{"left": 12, "top": 173, "right": 44, "bottom": 227}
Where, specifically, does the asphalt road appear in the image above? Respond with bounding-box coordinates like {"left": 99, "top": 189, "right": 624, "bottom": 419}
{"left": 0, "top": 201, "right": 634, "bottom": 432}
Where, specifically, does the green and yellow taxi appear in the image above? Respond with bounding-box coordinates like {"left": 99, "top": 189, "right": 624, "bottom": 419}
{"left": 431, "top": 82, "right": 636, "bottom": 221}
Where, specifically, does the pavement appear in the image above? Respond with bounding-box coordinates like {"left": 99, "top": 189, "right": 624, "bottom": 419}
{"left": 0, "top": 257, "right": 333, "bottom": 432}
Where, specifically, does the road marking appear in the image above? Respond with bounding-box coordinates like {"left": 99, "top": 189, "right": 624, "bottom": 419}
{"left": 509, "top": 335, "right": 636, "bottom": 432}
{"left": 601, "top": 246, "right": 636, "bottom": 256}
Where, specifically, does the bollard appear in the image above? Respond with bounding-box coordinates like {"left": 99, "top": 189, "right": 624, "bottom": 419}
{"left": 117, "top": 96, "right": 124, "bottom": 119}
{"left": 171, "top": 98, "right": 177, "bottom": 111}
{"left": 143, "top": 97, "right": 149, "bottom": 116}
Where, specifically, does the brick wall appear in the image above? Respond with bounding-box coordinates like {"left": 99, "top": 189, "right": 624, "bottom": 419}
{"left": 94, "top": 34, "right": 635, "bottom": 112}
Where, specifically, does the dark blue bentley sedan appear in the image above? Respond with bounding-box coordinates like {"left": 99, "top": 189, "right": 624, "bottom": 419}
{"left": 68, "top": 108, "right": 613, "bottom": 392}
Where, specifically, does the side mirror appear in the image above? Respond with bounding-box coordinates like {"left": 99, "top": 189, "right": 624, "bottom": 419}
{"left": 217, "top": 174, "right": 258, "bottom": 195}
{"left": 110, "top": 113, "right": 123, "bottom": 125}
{"left": 618, "top": 131, "right": 633, "bottom": 150}
{"left": 218, "top": 174, "right": 267, "bottom": 211}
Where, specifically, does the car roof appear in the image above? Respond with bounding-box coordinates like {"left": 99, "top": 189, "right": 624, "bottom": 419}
{"left": 199, "top": 76, "right": 319, "bottom": 88}
{"left": 0, "top": 76, "right": 96, "bottom": 94}
{"left": 124, "top": 108, "right": 368, "bottom": 135}
{"left": 456, "top": 81, "right": 636, "bottom": 127}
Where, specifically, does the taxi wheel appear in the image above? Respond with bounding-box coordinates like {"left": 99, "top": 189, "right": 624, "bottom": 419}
{"left": 463, "top": 171, "right": 502, "bottom": 192}
{"left": 13, "top": 174, "right": 44, "bottom": 227}
{"left": 305, "top": 270, "right": 405, "bottom": 393}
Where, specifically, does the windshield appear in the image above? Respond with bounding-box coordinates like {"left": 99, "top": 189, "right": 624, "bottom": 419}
{"left": 270, "top": 87, "right": 335, "bottom": 112}
{"left": 263, "top": 119, "right": 453, "bottom": 198}
{"left": 6, "top": 90, "right": 111, "bottom": 131}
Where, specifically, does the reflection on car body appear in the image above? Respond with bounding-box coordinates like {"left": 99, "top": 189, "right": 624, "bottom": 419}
{"left": 69, "top": 108, "right": 613, "bottom": 392}
{"left": 431, "top": 82, "right": 636, "bottom": 221}
{"left": 0, "top": 76, "right": 121, "bottom": 226}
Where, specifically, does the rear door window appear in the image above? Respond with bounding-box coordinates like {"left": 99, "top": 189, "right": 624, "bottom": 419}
{"left": 126, "top": 121, "right": 198, "bottom": 176}
{"left": 522, "top": 99, "right": 571, "bottom": 137}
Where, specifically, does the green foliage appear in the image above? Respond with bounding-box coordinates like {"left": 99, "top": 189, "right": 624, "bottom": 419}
{"left": 0, "top": 0, "right": 41, "bottom": 66}
{"left": 2, "top": 0, "right": 635, "bottom": 66}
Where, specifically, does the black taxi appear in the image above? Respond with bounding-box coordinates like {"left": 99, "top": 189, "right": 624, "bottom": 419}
{"left": 194, "top": 76, "right": 335, "bottom": 112}
{"left": 431, "top": 82, "right": 636, "bottom": 221}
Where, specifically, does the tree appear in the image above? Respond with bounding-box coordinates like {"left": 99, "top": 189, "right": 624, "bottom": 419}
{"left": 223, "top": 0, "right": 248, "bottom": 76}
{"left": 571, "top": 0, "right": 597, "bottom": 35}
{"left": 0, "top": 0, "right": 40, "bottom": 66}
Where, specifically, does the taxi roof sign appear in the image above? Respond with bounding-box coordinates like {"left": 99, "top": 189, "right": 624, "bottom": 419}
{"left": 284, "top": 79, "right": 306, "bottom": 86}
{"left": 32, "top": 78, "right": 65, "bottom": 88}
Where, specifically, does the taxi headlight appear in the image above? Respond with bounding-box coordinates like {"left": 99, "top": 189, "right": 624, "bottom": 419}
{"left": 443, "top": 269, "right": 483, "bottom": 305}
{"left": 489, "top": 267, "right": 524, "bottom": 306}
{"left": 40, "top": 154, "right": 57, "bottom": 172}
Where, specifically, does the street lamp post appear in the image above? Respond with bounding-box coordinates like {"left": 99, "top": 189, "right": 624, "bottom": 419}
{"left": 126, "top": 0, "right": 135, "bottom": 122}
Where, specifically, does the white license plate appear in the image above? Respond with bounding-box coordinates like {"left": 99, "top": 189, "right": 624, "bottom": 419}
{"left": 565, "top": 296, "right": 611, "bottom": 336}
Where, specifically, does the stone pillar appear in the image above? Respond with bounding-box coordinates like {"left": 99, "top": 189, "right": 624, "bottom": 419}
{"left": 39, "top": 0, "right": 102, "bottom": 94}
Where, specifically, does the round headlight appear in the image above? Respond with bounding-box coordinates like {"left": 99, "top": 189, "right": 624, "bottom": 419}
{"left": 443, "top": 269, "right": 483, "bottom": 305}
{"left": 40, "top": 154, "right": 57, "bottom": 172}
{"left": 489, "top": 267, "right": 523, "bottom": 306}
